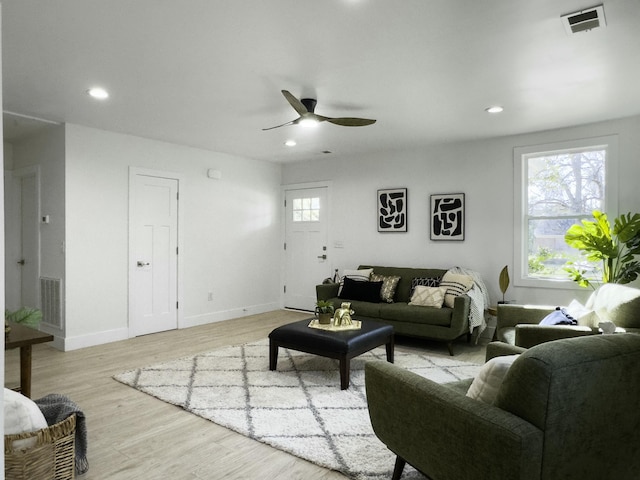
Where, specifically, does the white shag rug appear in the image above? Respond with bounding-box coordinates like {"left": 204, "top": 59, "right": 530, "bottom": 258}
{"left": 114, "top": 339, "right": 481, "bottom": 480}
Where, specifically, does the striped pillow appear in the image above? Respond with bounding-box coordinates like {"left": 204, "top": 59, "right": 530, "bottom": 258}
{"left": 440, "top": 272, "right": 474, "bottom": 308}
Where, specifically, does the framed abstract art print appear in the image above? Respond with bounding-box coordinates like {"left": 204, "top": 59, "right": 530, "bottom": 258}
{"left": 430, "top": 193, "right": 464, "bottom": 240}
{"left": 378, "top": 188, "right": 407, "bottom": 232}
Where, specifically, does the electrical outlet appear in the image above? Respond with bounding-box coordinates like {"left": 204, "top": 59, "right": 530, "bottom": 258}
{"left": 207, "top": 292, "right": 213, "bottom": 301}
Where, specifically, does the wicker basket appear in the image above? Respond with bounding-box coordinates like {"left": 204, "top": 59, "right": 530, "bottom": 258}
{"left": 4, "top": 414, "right": 76, "bottom": 480}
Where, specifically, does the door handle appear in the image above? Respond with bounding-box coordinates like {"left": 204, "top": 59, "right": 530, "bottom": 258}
{"left": 17, "top": 259, "right": 26, "bottom": 266}
{"left": 317, "top": 255, "right": 327, "bottom": 260}
{"left": 137, "top": 261, "right": 150, "bottom": 267}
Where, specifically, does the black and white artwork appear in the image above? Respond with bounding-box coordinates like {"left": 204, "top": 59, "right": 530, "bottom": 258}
{"left": 430, "top": 193, "right": 465, "bottom": 241}
{"left": 378, "top": 188, "right": 407, "bottom": 232}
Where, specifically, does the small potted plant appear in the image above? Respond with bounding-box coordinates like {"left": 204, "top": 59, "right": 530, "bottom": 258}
{"left": 315, "top": 300, "right": 335, "bottom": 325}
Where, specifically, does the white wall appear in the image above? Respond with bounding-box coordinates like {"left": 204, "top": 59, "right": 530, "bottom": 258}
{"left": 63, "top": 124, "right": 283, "bottom": 350}
{"left": 282, "top": 115, "right": 640, "bottom": 307}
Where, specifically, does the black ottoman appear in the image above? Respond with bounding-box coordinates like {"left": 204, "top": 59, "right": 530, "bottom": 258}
{"left": 269, "top": 318, "right": 394, "bottom": 389}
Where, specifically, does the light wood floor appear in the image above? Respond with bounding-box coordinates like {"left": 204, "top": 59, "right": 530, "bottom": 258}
{"left": 4, "top": 310, "right": 487, "bottom": 480}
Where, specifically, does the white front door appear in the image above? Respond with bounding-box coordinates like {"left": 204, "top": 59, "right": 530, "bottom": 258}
{"left": 284, "top": 187, "right": 330, "bottom": 311}
{"left": 130, "top": 174, "right": 179, "bottom": 336}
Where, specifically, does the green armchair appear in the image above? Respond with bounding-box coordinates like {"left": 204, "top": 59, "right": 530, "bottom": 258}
{"left": 496, "top": 283, "right": 640, "bottom": 348}
{"left": 365, "top": 333, "right": 640, "bottom": 480}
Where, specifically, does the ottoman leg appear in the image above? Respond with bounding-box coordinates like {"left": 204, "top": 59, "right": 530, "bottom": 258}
{"left": 386, "top": 336, "right": 395, "bottom": 363}
{"left": 269, "top": 341, "right": 278, "bottom": 370}
{"left": 339, "top": 356, "right": 350, "bottom": 390}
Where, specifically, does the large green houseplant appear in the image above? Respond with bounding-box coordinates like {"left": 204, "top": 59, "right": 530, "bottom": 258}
{"left": 564, "top": 210, "right": 640, "bottom": 288}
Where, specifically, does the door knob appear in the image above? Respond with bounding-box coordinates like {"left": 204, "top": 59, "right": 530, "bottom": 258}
{"left": 317, "top": 254, "right": 327, "bottom": 260}
{"left": 17, "top": 259, "right": 26, "bottom": 266}
{"left": 137, "top": 261, "right": 150, "bottom": 267}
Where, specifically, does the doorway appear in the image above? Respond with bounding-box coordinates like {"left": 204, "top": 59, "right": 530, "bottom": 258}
{"left": 283, "top": 186, "right": 330, "bottom": 311}
{"left": 5, "top": 167, "right": 40, "bottom": 310}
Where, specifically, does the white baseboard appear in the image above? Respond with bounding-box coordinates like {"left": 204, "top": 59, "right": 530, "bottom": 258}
{"left": 182, "top": 302, "right": 280, "bottom": 329}
{"left": 56, "top": 302, "right": 280, "bottom": 351}
{"left": 61, "top": 327, "right": 130, "bottom": 351}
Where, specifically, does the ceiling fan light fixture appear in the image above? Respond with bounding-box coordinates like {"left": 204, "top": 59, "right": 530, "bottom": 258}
{"left": 299, "top": 117, "right": 319, "bottom": 128}
{"left": 485, "top": 105, "right": 504, "bottom": 114}
{"left": 87, "top": 87, "right": 109, "bottom": 100}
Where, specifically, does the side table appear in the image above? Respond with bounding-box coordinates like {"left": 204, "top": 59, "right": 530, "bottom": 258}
{"left": 5, "top": 322, "right": 54, "bottom": 398}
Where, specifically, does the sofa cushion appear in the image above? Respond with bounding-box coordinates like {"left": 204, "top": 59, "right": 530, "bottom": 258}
{"left": 341, "top": 299, "right": 381, "bottom": 318}
{"left": 409, "top": 286, "right": 446, "bottom": 308}
{"left": 371, "top": 274, "right": 401, "bottom": 303}
{"left": 440, "top": 271, "right": 474, "bottom": 308}
{"left": 379, "top": 302, "right": 453, "bottom": 326}
{"left": 339, "top": 277, "right": 383, "bottom": 303}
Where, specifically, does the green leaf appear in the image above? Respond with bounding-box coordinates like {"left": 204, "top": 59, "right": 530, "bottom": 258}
{"left": 564, "top": 210, "right": 640, "bottom": 287}
{"left": 5, "top": 307, "right": 43, "bottom": 328}
{"left": 498, "top": 265, "right": 510, "bottom": 295}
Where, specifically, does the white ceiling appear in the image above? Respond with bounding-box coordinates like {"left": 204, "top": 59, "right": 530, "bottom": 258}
{"left": 3, "top": 0, "right": 640, "bottom": 163}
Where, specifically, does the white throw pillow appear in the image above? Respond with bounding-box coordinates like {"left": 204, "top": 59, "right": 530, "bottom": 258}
{"left": 565, "top": 299, "right": 600, "bottom": 327}
{"left": 466, "top": 355, "right": 519, "bottom": 404}
{"left": 440, "top": 271, "right": 474, "bottom": 308}
{"left": 341, "top": 268, "right": 373, "bottom": 282}
{"left": 4, "top": 388, "right": 48, "bottom": 450}
{"left": 408, "top": 286, "right": 447, "bottom": 308}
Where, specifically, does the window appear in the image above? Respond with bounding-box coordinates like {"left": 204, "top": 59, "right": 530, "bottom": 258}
{"left": 292, "top": 197, "right": 320, "bottom": 222}
{"left": 514, "top": 136, "right": 618, "bottom": 287}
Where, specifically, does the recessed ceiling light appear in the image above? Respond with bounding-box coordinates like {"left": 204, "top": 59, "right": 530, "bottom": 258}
{"left": 285, "top": 139, "right": 297, "bottom": 147}
{"left": 485, "top": 106, "right": 504, "bottom": 114}
{"left": 87, "top": 87, "right": 109, "bottom": 100}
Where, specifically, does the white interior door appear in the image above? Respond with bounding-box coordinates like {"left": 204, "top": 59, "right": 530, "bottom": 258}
{"left": 130, "top": 174, "right": 179, "bottom": 336}
{"left": 20, "top": 174, "right": 39, "bottom": 308}
{"left": 284, "top": 187, "right": 329, "bottom": 311}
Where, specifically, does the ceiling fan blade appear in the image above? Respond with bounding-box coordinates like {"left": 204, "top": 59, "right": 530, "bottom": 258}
{"left": 261, "top": 119, "right": 298, "bottom": 131}
{"left": 281, "top": 90, "right": 309, "bottom": 116}
{"left": 325, "top": 117, "right": 377, "bottom": 127}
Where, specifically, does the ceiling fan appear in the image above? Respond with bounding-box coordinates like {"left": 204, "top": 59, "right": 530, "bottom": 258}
{"left": 262, "top": 90, "right": 376, "bottom": 131}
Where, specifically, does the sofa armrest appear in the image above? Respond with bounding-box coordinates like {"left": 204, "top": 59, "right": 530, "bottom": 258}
{"left": 316, "top": 283, "right": 339, "bottom": 301}
{"left": 515, "top": 324, "right": 597, "bottom": 349}
{"left": 497, "top": 304, "right": 556, "bottom": 330}
{"left": 485, "top": 341, "right": 527, "bottom": 361}
{"left": 450, "top": 294, "right": 471, "bottom": 332}
{"left": 365, "top": 361, "right": 542, "bottom": 480}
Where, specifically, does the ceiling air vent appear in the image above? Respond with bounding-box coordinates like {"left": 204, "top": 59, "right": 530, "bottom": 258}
{"left": 561, "top": 4, "right": 606, "bottom": 34}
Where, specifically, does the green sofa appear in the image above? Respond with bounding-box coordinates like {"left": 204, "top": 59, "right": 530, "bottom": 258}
{"left": 315, "top": 265, "right": 471, "bottom": 355}
{"left": 496, "top": 283, "right": 640, "bottom": 348}
{"left": 366, "top": 333, "right": 640, "bottom": 480}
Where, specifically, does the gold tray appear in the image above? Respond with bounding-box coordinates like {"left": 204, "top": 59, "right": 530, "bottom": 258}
{"left": 308, "top": 319, "right": 362, "bottom": 331}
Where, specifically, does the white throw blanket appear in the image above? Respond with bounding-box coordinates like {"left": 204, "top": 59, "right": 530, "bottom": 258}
{"left": 450, "top": 266, "right": 489, "bottom": 340}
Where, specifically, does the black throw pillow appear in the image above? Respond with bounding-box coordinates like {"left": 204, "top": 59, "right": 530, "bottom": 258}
{"left": 338, "top": 277, "right": 383, "bottom": 303}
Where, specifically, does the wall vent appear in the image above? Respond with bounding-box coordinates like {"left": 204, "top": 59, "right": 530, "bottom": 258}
{"left": 562, "top": 5, "right": 606, "bottom": 35}
{"left": 40, "top": 277, "right": 62, "bottom": 329}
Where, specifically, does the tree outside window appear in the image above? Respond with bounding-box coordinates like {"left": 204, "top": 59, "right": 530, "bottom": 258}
{"left": 525, "top": 148, "right": 606, "bottom": 280}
